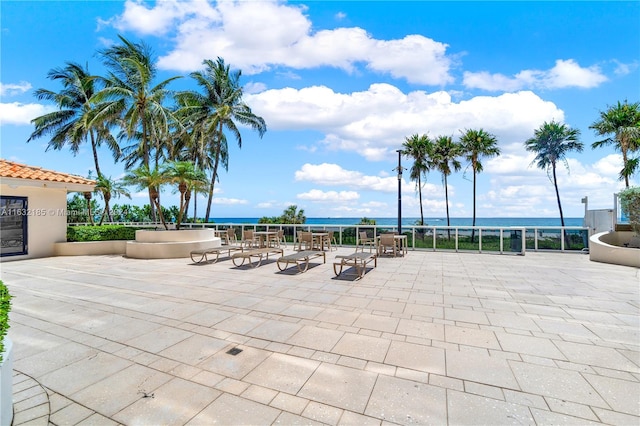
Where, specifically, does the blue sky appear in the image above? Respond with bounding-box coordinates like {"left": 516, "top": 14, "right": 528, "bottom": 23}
{"left": 1, "top": 0, "right": 639, "bottom": 219}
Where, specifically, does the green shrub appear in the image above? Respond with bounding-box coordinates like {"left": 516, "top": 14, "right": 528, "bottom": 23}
{"left": 619, "top": 186, "right": 640, "bottom": 235}
{"left": 66, "top": 225, "right": 143, "bottom": 242}
{"left": 0, "top": 280, "right": 11, "bottom": 363}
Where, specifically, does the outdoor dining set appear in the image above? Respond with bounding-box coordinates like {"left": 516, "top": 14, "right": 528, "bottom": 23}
{"left": 190, "top": 228, "right": 408, "bottom": 280}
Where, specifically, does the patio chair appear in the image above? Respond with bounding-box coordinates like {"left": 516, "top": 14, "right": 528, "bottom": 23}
{"left": 327, "top": 231, "right": 337, "bottom": 250}
{"left": 378, "top": 233, "right": 397, "bottom": 257}
{"left": 226, "top": 228, "right": 238, "bottom": 245}
{"left": 357, "top": 231, "right": 376, "bottom": 252}
{"left": 277, "top": 229, "right": 287, "bottom": 247}
{"left": 241, "top": 230, "right": 258, "bottom": 248}
{"left": 297, "top": 231, "right": 314, "bottom": 251}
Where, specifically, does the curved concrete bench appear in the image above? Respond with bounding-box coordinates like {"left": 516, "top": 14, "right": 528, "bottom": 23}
{"left": 126, "top": 229, "right": 222, "bottom": 259}
{"left": 589, "top": 231, "right": 640, "bottom": 268}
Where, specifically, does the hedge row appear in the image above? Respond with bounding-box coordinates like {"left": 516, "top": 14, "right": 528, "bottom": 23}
{"left": 66, "top": 225, "right": 144, "bottom": 242}
{"left": 0, "top": 280, "right": 11, "bottom": 363}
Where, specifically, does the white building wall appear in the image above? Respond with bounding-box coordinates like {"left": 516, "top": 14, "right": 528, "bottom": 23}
{"left": 1, "top": 184, "right": 68, "bottom": 260}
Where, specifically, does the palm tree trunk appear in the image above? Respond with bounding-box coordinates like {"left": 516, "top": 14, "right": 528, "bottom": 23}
{"left": 622, "top": 148, "right": 630, "bottom": 188}
{"left": 205, "top": 141, "right": 221, "bottom": 222}
{"left": 89, "top": 131, "right": 102, "bottom": 177}
{"left": 418, "top": 175, "right": 424, "bottom": 226}
{"left": 552, "top": 163, "right": 565, "bottom": 227}
{"left": 471, "top": 170, "right": 477, "bottom": 243}
{"left": 444, "top": 174, "right": 451, "bottom": 240}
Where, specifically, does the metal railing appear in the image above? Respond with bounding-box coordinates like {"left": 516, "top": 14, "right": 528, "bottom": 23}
{"left": 69, "top": 221, "right": 590, "bottom": 254}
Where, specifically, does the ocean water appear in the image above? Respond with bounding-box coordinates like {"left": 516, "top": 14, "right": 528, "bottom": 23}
{"left": 209, "top": 217, "right": 584, "bottom": 227}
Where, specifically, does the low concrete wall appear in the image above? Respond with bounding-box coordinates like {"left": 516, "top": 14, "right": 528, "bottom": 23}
{"left": 125, "top": 238, "right": 221, "bottom": 259}
{"left": 54, "top": 241, "right": 127, "bottom": 256}
{"left": 590, "top": 231, "right": 640, "bottom": 268}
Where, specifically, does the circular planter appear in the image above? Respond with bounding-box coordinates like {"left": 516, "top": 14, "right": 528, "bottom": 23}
{"left": 0, "top": 337, "right": 14, "bottom": 426}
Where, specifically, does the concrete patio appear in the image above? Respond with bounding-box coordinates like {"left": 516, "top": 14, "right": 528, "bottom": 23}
{"left": 1, "top": 248, "right": 639, "bottom": 425}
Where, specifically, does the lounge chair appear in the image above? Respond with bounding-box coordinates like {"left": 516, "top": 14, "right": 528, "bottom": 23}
{"left": 276, "top": 250, "right": 325, "bottom": 273}
{"left": 333, "top": 251, "right": 377, "bottom": 280}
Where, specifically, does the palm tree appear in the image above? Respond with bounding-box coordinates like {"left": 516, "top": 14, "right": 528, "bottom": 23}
{"left": 177, "top": 58, "right": 267, "bottom": 222}
{"left": 122, "top": 165, "right": 169, "bottom": 229}
{"left": 28, "top": 62, "right": 120, "bottom": 177}
{"left": 590, "top": 100, "right": 640, "bottom": 187}
{"left": 431, "top": 135, "right": 462, "bottom": 239}
{"left": 280, "top": 205, "right": 306, "bottom": 224}
{"left": 94, "top": 175, "right": 131, "bottom": 225}
{"left": 164, "top": 161, "right": 207, "bottom": 229}
{"left": 459, "top": 129, "right": 500, "bottom": 242}
{"left": 402, "top": 134, "right": 432, "bottom": 226}
{"left": 97, "top": 35, "right": 182, "bottom": 217}
{"left": 525, "top": 120, "right": 583, "bottom": 226}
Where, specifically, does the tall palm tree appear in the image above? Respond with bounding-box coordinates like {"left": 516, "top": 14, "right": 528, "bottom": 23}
{"left": 459, "top": 129, "right": 500, "bottom": 242}
{"left": 97, "top": 35, "right": 182, "bottom": 216}
{"left": 402, "top": 134, "right": 432, "bottom": 226}
{"left": 28, "top": 62, "right": 120, "bottom": 176}
{"left": 589, "top": 100, "right": 640, "bottom": 187}
{"left": 94, "top": 175, "right": 131, "bottom": 225}
{"left": 524, "top": 120, "right": 583, "bottom": 226}
{"left": 431, "top": 135, "right": 462, "bottom": 239}
{"left": 164, "top": 160, "right": 207, "bottom": 229}
{"left": 122, "top": 165, "right": 169, "bottom": 229}
{"left": 177, "top": 58, "right": 266, "bottom": 222}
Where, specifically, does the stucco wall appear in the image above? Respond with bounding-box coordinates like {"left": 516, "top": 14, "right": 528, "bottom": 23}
{"left": 1, "top": 184, "right": 68, "bottom": 261}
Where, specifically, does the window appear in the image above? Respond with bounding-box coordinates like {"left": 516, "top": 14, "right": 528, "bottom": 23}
{"left": 1, "top": 196, "right": 28, "bottom": 257}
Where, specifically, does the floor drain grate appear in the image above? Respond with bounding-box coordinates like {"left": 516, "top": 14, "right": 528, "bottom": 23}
{"left": 226, "top": 347, "right": 243, "bottom": 356}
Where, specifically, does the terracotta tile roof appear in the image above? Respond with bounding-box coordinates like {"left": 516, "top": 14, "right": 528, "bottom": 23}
{"left": 0, "top": 159, "right": 96, "bottom": 185}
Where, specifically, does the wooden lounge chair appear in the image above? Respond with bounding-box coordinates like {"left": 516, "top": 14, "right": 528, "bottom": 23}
{"left": 276, "top": 250, "right": 325, "bottom": 273}
{"left": 190, "top": 245, "right": 245, "bottom": 264}
{"left": 231, "top": 247, "right": 283, "bottom": 268}
{"left": 333, "top": 251, "right": 377, "bottom": 280}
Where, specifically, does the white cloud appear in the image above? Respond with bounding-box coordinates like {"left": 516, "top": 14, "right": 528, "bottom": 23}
{"left": 110, "top": 0, "right": 454, "bottom": 85}
{"left": 612, "top": 60, "right": 638, "bottom": 76}
{"left": 0, "top": 102, "right": 56, "bottom": 125}
{"left": 248, "top": 86, "right": 564, "bottom": 160}
{"left": 463, "top": 59, "right": 608, "bottom": 91}
{"left": 0, "top": 81, "right": 32, "bottom": 96}
{"left": 297, "top": 189, "right": 360, "bottom": 203}
{"left": 212, "top": 197, "right": 248, "bottom": 205}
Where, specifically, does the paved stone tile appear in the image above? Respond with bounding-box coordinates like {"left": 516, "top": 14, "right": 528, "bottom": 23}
{"left": 396, "top": 318, "right": 444, "bottom": 340}
{"left": 158, "top": 333, "right": 228, "bottom": 365}
{"left": 555, "top": 340, "right": 640, "bottom": 372}
{"left": 583, "top": 373, "right": 640, "bottom": 416}
{"left": 332, "top": 333, "right": 390, "bottom": 363}
{"left": 445, "top": 324, "right": 501, "bottom": 349}
{"left": 246, "top": 318, "right": 303, "bottom": 342}
{"left": 187, "top": 393, "right": 281, "bottom": 425}
{"left": 384, "top": 340, "right": 445, "bottom": 375}
{"left": 302, "top": 400, "right": 343, "bottom": 425}
{"left": 495, "top": 331, "right": 566, "bottom": 359}
{"left": 510, "top": 361, "right": 608, "bottom": 407}
{"left": 287, "top": 325, "right": 344, "bottom": 352}
{"left": 530, "top": 408, "right": 604, "bottom": 425}
{"left": 447, "top": 389, "right": 534, "bottom": 424}
{"left": 446, "top": 349, "right": 520, "bottom": 389}
{"left": 39, "top": 352, "right": 132, "bottom": 396}
{"left": 113, "top": 377, "right": 221, "bottom": 425}
{"left": 123, "top": 325, "right": 193, "bottom": 353}
{"left": 298, "top": 363, "right": 377, "bottom": 413}
{"left": 244, "top": 352, "right": 320, "bottom": 394}
{"left": 365, "top": 375, "right": 447, "bottom": 424}
{"left": 198, "top": 345, "right": 270, "bottom": 379}
{"left": 70, "top": 364, "right": 172, "bottom": 417}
